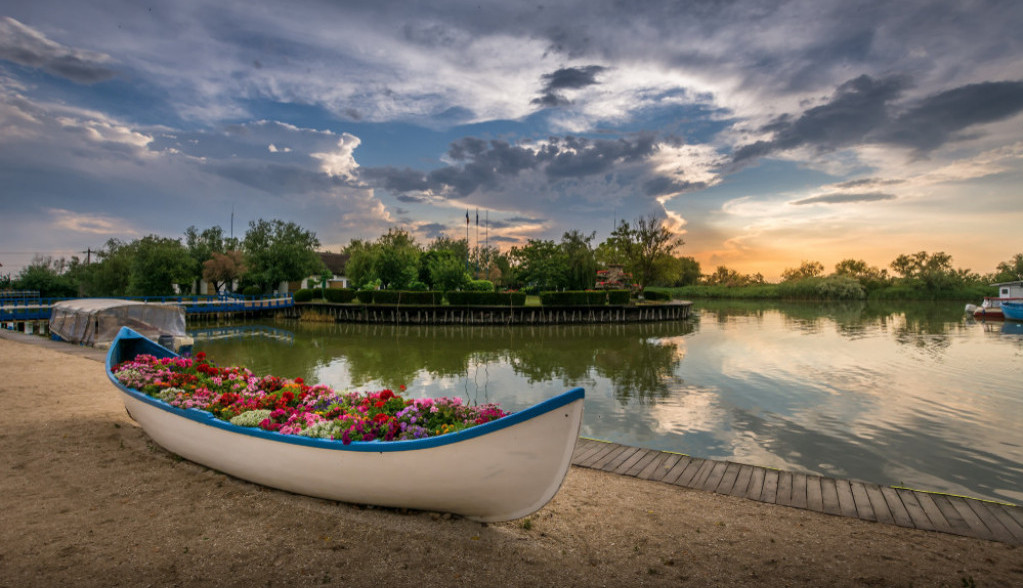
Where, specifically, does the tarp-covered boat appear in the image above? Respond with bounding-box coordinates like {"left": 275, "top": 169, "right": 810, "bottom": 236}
{"left": 105, "top": 327, "right": 584, "bottom": 522}
{"left": 51, "top": 298, "right": 193, "bottom": 353}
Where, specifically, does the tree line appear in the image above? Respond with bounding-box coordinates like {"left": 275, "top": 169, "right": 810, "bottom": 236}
{"left": 2, "top": 214, "right": 1021, "bottom": 300}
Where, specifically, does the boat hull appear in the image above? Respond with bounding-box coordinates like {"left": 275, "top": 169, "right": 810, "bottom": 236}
{"left": 1001, "top": 301, "right": 1023, "bottom": 321}
{"left": 106, "top": 328, "right": 584, "bottom": 522}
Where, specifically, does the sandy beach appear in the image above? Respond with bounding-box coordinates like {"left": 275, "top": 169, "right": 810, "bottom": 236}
{"left": 1, "top": 331, "right": 1020, "bottom": 587}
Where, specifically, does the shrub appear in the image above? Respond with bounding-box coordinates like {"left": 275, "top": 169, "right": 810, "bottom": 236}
{"left": 607, "top": 290, "right": 631, "bottom": 305}
{"left": 466, "top": 279, "right": 495, "bottom": 292}
{"left": 242, "top": 285, "right": 262, "bottom": 297}
{"left": 356, "top": 289, "right": 375, "bottom": 303}
{"left": 323, "top": 288, "right": 358, "bottom": 303}
{"left": 293, "top": 289, "right": 315, "bottom": 303}
{"left": 642, "top": 288, "right": 672, "bottom": 301}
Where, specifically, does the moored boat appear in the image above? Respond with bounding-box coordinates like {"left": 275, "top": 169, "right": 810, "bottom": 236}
{"left": 965, "top": 281, "right": 1023, "bottom": 321}
{"left": 51, "top": 298, "right": 193, "bottom": 353}
{"left": 105, "top": 327, "right": 584, "bottom": 522}
{"left": 1001, "top": 301, "right": 1023, "bottom": 321}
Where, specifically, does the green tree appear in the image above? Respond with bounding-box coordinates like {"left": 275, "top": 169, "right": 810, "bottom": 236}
{"left": 832, "top": 259, "right": 889, "bottom": 291}
{"left": 184, "top": 225, "right": 235, "bottom": 292}
{"left": 342, "top": 239, "right": 379, "bottom": 289}
{"left": 375, "top": 228, "right": 421, "bottom": 289}
{"left": 599, "top": 217, "right": 685, "bottom": 288}
{"left": 703, "top": 266, "right": 756, "bottom": 287}
{"left": 242, "top": 219, "right": 325, "bottom": 293}
{"left": 14, "top": 255, "right": 79, "bottom": 297}
{"left": 126, "top": 235, "right": 194, "bottom": 296}
{"left": 993, "top": 253, "right": 1023, "bottom": 282}
{"left": 509, "top": 239, "right": 568, "bottom": 292}
{"left": 781, "top": 260, "right": 825, "bottom": 282}
{"left": 889, "top": 251, "right": 962, "bottom": 292}
{"left": 671, "top": 256, "right": 702, "bottom": 286}
{"left": 428, "top": 252, "right": 471, "bottom": 291}
{"left": 79, "top": 239, "right": 133, "bottom": 296}
{"left": 560, "top": 230, "right": 598, "bottom": 290}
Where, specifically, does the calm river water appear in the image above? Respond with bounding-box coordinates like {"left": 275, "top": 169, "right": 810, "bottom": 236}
{"left": 190, "top": 300, "right": 1023, "bottom": 505}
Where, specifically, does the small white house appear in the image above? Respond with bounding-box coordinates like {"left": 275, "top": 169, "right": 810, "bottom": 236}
{"left": 992, "top": 281, "right": 1023, "bottom": 299}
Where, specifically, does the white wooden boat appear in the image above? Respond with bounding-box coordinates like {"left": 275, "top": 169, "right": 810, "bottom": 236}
{"left": 105, "top": 327, "right": 584, "bottom": 522}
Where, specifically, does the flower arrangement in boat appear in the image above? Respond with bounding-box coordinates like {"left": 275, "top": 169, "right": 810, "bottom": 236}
{"left": 112, "top": 351, "right": 509, "bottom": 444}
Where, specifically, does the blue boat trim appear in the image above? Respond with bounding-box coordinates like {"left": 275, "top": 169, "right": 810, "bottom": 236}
{"left": 106, "top": 327, "right": 584, "bottom": 453}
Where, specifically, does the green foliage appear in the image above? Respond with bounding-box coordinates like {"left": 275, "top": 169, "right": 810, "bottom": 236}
{"left": 242, "top": 285, "right": 263, "bottom": 297}
{"left": 701, "top": 266, "right": 765, "bottom": 287}
{"left": 356, "top": 289, "right": 375, "bottom": 303}
{"left": 667, "top": 284, "right": 780, "bottom": 299}
{"left": 127, "top": 235, "right": 194, "bottom": 296}
{"left": 561, "top": 230, "right": 598, "bottom": 290}
{"left": 445, "top": 291, "right": 526, "bottom": 306}
{"left": 993, "top": 253, "right": 1023, "bottom": 282}
{"left": 375, "top": 228, "right": 421, "bottom": 289}
{"left": 323, "top": 288, "right": 358, "bottom": 303}
{"left": 509, "top": 239, "right": 568, "bottom": 291}
{"left": 597, "top": 217, "right": 685, "bottom": 289}
{"left": 243, "top": 219, "right": 325, "bottom": 292}
{"left": 642, "top": 288, "right": 673, "bottom": 301}
{"left": 781, "top": 260, "right": 825, "bottom": 282}
{"left": 368, "top": 290, "right": 441, "bottom": 305}
{"left": 466, "top": 279, "right": 495, "bottom": 292}
{"left": 607, "top": 290, "right": 631, "bottom": 305}
{"left": 426, "top": 251, "right": 470, "bottom": 292}
{"left": 293, "top": 289, "right": 315, "bottom": 302}
{"left": 14, "top": 256, "right": 79, "bottom": 297}
{"left": 775, "top": 276, "right": 866, "bottom": 300}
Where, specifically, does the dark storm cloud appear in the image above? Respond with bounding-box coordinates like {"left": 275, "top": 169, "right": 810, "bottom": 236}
{"left": 360, "top": 166, "right": 430, "bottom": 193}
{"left": 732, "top": 76, "right": 1023, "bottom": 164}
{"left": 0, "top": 17, "right": 116, "bottom": 84}
{"left": 878, "top": 81, "right": 1023, "bottom": 152}
{"left": 417, "top": 222, "right": 448, "bottom": 239}
{"left": 642, "top": 176, "right": 707, "bottom": 197}
{"left": 532, "top": 65, "right": 606, "bottom": 107}
{"left": 791, "top": 191, "right": 896, "bottom": 205}
{"left": 540, "top": 134, "right": 658, "bottom": 179}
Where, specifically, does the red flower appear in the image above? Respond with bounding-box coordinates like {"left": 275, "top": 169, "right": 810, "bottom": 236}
{"left": 294, "top": 377, "right": 304, "bottom": 385}
{"left": 373, "top": 413, "right": 390, "bottom": 423}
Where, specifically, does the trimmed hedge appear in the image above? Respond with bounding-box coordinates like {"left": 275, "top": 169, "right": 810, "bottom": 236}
{"left": 642, "top": 288, "right": 673, "bottom": 301}
{"left": 323, "top": 288, "right": 358, "bottom": 303}
{"left": 539, "top": 291, "right": 609, "bottom": 306}
{"left": 445, "top": 291, "right": 526, "bottom": 306}
{"left": 353, "top": 290, "right": 442, "bottom": 305}
{"left": 607, "top": 289, "right": 631, "bottom": 305}
{"left": 293, "top": 288, "right": 315, "bottom": 303}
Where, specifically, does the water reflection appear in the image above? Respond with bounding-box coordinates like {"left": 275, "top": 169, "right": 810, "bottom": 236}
{"left": 192, "top": 301, "right": 1023, "bottom": 504}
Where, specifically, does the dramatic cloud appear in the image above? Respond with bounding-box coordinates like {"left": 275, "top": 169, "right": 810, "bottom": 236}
{"left": 732, "top": 76, "right": 1023, "bottom": 164}
{"left": 533, "top": 65, "right": 607, "bottom": 107}
{"left": 0, "top": 17, "right": 116, "bottom": 83}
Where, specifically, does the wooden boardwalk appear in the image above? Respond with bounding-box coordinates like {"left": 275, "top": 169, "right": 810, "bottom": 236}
{"left": 572, "top": 437, "right": 1023, "bottom": 545}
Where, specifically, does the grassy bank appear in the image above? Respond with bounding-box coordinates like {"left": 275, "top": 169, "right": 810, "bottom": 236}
{"left": 649, "top": 279, "right": 996, "bottom": 301}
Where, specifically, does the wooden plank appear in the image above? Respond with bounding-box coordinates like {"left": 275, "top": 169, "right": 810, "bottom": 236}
{"left": 743, "top": 467, "right": 766, "bottom": 500}
{"left": 805, "top": 475, "right": 824, "bottom": 513}
{"left": 636, "top": 452, "right": 671, "bottom": 480}
{"left": 699, "top": 461, "right": 730, "bottom": 492}
{"left": 913, "top": 492, "right": 953, "bottom": 534}
{"left": 790, "top": 473, "right": 808, "bottom": 509}
{"left": 879, "top": 486, "right": 915, "bottom": 529}
{"left": 896, "top": 489, "right": 937, "bottom": 532}
{"left": 714, "top": 462, "right": 742, "bottom": 494}
{"left": 990, "top": 504, "right": 1023, "bottom": 543}
{"left": 775, "top": 471, "right": 793, "bottom": 506}
{"left": 625, "top": 450, "right": 661, "bottom": 477}
{"left": 864, "top": 484, "right": 895, "bottom": 525}
{"left": 614, "top": 448, "right": 653, "bottom": 475}
{"left": 644, "top": 453, "right": 682, "bottom": 482}
{"left": 590, "top": 445, "right": 632, "bottom": 470}
{"left": 760, "top": 470, "right": 780, "bottom": 504}
{"left": 661, "top": 455, "right": 694, "bottom": 484}
{"left": 731, "top": 465, "right": 755, "bottom": 499}
{"left": 820, "top": 477, "right": 843, "bottom": 516}
{"left": 963, "top": 500, "right": 1016, "bottom": 544}
{"left": 849, "top": 481, "right": 877, "bottom": 521}
{"left": 602, "top": 446, "right": 642, "bottom": 472}
{"left": 574, "top": 442, "right": 617, "bottom": 468}
{"left": 834, "top": 479, "right": 859, "bottom": 518}
{"left": 669, "top": 458, "right": 702, "bottom": 486}
{"left": 685, "top": 459, "right": 717, "bottom": 489}
{"left": 571, "top": 439, "right": 606, "bottom": 463}
{"left": 943, "top": 496, "right": 994, "bottom": 540}
{"left": 931, "top": 495, "right": 976, "bottom": 536}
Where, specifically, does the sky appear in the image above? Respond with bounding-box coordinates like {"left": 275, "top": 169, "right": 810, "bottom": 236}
{"left": 1, "top": 0, "right": 1022, "bottom": 281}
